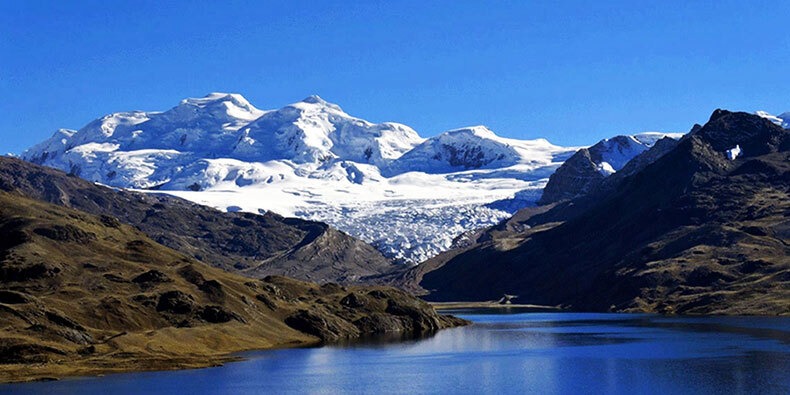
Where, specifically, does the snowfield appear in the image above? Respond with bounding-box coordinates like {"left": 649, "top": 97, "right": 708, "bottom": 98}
{"left": 24, "top": 93, "right": 684, "bottom": 264}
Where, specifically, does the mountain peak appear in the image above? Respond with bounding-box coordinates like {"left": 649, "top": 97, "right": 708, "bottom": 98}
{"left": 444, "top": 125, "right": 496, "bottom": 138}
{"left": 538, "top": 132, "right": 684, "bottom": 205}
{"left": 295, "top": 95, "right": 343, "bottom": 112}
{"left": 301, "top": 94, "right": 326, "bottom": 104}
{"left": 695, "top": 110, "right": 789, "bottom": 156}
{"left": 708, "top": 108, "right": 731, "bottom": 123}
{"left": 755, "top": 110, "right": 790, "bottom": 129}
{"left": 176, "top": 93, "right": 263, "bottom": 121}
{"left": 386, "top": 125, "right": 572, "bottom": 176}
{"left": 182, "top": 92, "right": 247, "bottom": 105}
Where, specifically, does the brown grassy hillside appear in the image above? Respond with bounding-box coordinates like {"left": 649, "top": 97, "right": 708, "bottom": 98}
{"left": 0, "top": 192, "right": 464, "bottom": 383}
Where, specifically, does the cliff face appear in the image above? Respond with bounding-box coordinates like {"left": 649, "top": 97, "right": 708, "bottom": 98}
{"left": 413, "top": 110, "right": 790, "bottom": 315}
{"left": 0, "top": 157, "right": 394, "bottom": 284}
{"left": 0, "top": 191, "right": 466, "bottom": 383}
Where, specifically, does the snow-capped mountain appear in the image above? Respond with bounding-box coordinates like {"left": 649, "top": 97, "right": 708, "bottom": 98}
{"left": 385, "top": 126, "right": 560, "bottom": 175}
{"left": 25, "top": 93, "right": 423, "bottom": 189}
{"left": 538, "top": 132, "right": 684, "bottom": 205}
{"left": 755, "top": 110, "right": 790, "bottom": 129}
{"left": 587, "top": 133, "right": 684, "bottom": 175}
{"left": 234, "top": 95, "right": 423, "bottom": 166}
{"left": 23, "top": 93, "right": 673, "bottom": 264}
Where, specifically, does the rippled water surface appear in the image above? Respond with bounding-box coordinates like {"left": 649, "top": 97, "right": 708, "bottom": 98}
{"left": 4, "top": 311, "right": 789, "bottom": 394}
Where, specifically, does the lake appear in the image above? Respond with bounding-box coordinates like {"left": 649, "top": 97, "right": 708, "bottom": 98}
{"left": 3, "top": 311, "right": 789, "bottom": 394}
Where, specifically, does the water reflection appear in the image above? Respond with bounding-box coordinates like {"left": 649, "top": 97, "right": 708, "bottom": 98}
{"left": 3, "top": 312, "right": 789, "bottom": 394}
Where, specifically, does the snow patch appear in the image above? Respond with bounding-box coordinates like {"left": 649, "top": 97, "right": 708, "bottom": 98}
{"left": 597, "top": 162, "right": 616, "bottom": 175}
{"left": 726, "top": 145, "right": 741, "bottom": 160}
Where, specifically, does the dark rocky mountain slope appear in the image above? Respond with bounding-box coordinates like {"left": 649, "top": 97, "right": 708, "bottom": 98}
{"left": 411, "top": 110, "right": 790, "bottom": 315}
{"left": 539, "top": 134, "right": 685, "bottom": 205}
{"left": 0, "top": 192, "right": 465, "bottom": 382}
{"left": 0, "top": 156, "right": 393, "bottom": 283}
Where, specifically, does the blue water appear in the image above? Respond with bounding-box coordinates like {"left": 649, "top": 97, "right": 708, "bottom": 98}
{"left": 3, "top": 311, "right": 789, "bottom": 394}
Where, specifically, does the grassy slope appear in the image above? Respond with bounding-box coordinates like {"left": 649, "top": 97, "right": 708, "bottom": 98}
{"left": 0, "top": 192, "right": 464, "bottom": 383}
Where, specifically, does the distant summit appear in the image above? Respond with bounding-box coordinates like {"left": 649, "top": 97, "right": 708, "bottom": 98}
{"left": 538, "top": 132, "right": 683, "bottom": 205}
{"left": 385, "top": 126, "right": 566, "bottom": 175}
{"left": 755, "top": 110, "right": 790, "bottom": 129}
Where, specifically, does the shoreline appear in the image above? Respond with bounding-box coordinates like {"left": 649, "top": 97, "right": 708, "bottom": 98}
{"left": 1, "top": 309, "right": 467, "bottom": 385}
{"left": 4, "top": 306, "right": 784, "bottom": 385}
{"left": 0, "top": 338, "right": 318, "bottom": 385}
{"left": 429, "top": 301, "right": 562, "bottom": 310}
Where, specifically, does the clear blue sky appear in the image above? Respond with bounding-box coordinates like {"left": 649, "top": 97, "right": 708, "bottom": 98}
{"left": 1, "top": 0, "right": 788, "bottom": 154}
